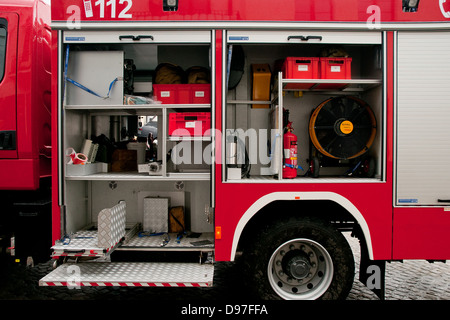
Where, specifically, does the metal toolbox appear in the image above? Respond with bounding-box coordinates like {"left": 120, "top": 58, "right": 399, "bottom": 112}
{"left": 143, "top": 197, "right": 170, "bottom": 233}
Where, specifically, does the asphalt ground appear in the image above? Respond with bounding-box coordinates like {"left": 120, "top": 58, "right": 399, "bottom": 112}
{"left": 0, "top": 233, "right": 449, "bottom": 311}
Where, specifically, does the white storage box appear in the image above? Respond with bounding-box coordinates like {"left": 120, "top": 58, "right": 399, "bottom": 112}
{"left": 65, "top": 51, "right": 124, "bottom": 105}
{"left": 143, "top": 197, "right": 170, "bottom": 233}
{"left": 66, "top": 162, "right": 107, "bottom": 176}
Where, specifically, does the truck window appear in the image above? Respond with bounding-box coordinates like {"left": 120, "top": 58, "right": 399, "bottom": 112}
{"left": 0, "top": 24, "right": 6, "bottom": 83}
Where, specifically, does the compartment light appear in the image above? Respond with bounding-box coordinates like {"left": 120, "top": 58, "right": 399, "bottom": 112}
{"left": 163, "top": 0, "right": 178, "bottom": 11}
{"left": 402, "top": 0, "right": 420, "bottom": 12}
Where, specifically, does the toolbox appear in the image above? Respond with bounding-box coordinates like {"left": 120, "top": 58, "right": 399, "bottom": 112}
{"left": 143, "top": 197, "right": 170, "bottom": 233}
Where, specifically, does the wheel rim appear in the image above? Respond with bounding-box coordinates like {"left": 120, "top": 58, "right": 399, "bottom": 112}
{"left": 267, "top": 238, "right": 334, "bottom": 300}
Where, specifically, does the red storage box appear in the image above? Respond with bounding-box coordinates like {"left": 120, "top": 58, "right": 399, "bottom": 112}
{"left": 317, "top": 57, "right": 352, "bottom": 89}
{"left": 153, "top": 84, "right": 190, "bottom": 104}
{"left": 282, "top": 57, "right": 319, "bottom": 89}
{"left": 190, "top": 84, "right": 211, "bottom": 104}
{"left": 153, "top": 84, "right": 211, "bottom": 104}
{"left": 320, "top": 57, "right": 352, "bottom": 79}
{"left": 169, "top": 112, "right": 211, "bottom": 136}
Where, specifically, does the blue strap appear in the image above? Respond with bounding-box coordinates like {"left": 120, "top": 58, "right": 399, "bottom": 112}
{"left": 284, "top": 163, "right": 304, "bottom": 171}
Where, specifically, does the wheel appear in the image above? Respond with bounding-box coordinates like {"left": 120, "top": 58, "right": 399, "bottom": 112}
{"left": 360, "top": 156, "right": 375, "bottom": 178}
{"left": 310, "top": 157, "right": 320, "bottom": 178}
{"left": 244, "top": 217, "right": 354, "bottom": 300}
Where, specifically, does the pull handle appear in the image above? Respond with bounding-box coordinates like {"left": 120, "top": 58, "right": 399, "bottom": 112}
{"left": 437, "top": 199, "right": 450, "bottom": 203}
{"left": 288, "top": 35, "right": 323, "bottom": 41}
{"left": 119, "top": 35, "right": 154, "bottom": 41}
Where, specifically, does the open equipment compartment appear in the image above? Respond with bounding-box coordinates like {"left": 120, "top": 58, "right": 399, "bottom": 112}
{"left": 58, "top": 30, "right": 215, "bottom": 263}
{"left": 224, "top": 30, "right": 384, "bottom": 182}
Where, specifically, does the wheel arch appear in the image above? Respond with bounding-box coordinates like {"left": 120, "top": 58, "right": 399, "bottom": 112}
{"left": 231, "top": 192, "right": 373, "bottom": 260}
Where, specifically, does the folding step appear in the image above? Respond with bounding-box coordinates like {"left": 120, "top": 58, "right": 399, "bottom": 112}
{"left": 39, "top": 262, "right": 214, "bottom": 287}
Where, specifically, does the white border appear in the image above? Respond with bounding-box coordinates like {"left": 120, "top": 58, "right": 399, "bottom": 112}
{"left": 52, "top": 21, "right": 450, "bottom": 31}
{"left": 230, "top": 191, "right": 374, "bottom": 260}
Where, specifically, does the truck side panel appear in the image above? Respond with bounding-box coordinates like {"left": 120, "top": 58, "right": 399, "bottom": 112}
{"left": 0, "top": 13, "right": 18, "bottom": 161}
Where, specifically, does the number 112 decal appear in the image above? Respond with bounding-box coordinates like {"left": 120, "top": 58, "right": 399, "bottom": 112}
{"left": 83, "top": 0, "right": 133, "bottom": 19}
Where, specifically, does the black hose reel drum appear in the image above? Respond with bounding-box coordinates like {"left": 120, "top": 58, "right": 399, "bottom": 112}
{"left": 308, "top": 96, "right": 377, "bottom": 178}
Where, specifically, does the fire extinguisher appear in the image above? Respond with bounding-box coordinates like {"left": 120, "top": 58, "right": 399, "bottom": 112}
{"left": 283, "top": 122, "right": 298, "bottom": 179}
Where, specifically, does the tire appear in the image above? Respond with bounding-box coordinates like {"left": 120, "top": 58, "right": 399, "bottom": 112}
{"left": 310, "top": 157, "right": 320, "bottom": 178}
{"left": 244, "top": 216, "right": 354, "bottom": 300}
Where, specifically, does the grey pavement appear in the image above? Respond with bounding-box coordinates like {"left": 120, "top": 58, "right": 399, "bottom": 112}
{"left": 0, "top": 232, "right": 449, "bottom": 301}
{"left": 345, "top": 232, "right": 450, "bottom": 300}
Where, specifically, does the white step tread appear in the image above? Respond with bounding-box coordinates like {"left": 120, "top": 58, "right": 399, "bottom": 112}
{"left": 39, "top": 262, "right": 214, "bottom": 287}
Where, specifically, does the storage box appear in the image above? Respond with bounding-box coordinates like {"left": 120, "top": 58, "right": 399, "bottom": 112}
{"left": 66, "top": 162, "right": 106, "bottom": 176}
{"left": 251, "top": 64, "right": 271, "bottom": 109}
{"left": 190, "top": 84, "right": 211, "bottom": 104}
{"left": 65, "top": 51, "right": 124, "bottom": 106}
{"left": 320, "top": 57, "right": 352, "bottom": 79}
{"left": 282, "top": 57, "right": 319, "bottom": 89}
{"left": 317, "top": 57, "right": 352, "bottom": 89}
{"left": 111, "top": 149, "right": 137, "bottom": 172}
{"left": 153, "top": 84, "right": 211, "bottom": 104}
{"left": 169, "top": 206, "right": 185, "bottom": 233}
{"left": 169, "top": 112, "right": 211, "bottom": 136}
{"left": 143, "top": 197, "right": 170, "bottom": 233}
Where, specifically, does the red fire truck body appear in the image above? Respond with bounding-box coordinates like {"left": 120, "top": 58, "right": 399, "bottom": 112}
{"left": 0, "top": 0, "right": 51, "bottom": 264}
{"left": 39, "top": 0, "right": 450, "bottom": 300}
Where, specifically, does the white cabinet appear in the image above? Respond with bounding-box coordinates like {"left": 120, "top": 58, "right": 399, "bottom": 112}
{"left": 58, "top": 30, "right": 215, "bottom": 251}
{"left": 224, "top": 30, "right": 384, "bottom": 182}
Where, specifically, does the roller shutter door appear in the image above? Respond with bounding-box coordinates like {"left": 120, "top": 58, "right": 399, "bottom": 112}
{"left": 396, "top": 31, "right": 450, "bottom": 206}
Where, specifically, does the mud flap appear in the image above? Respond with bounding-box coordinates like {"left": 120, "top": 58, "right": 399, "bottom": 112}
{"left": 358, "top": 236, "right": 385, "bottom": 300}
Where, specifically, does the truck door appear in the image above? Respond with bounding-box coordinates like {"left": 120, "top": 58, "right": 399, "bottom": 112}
{"left": 0, "top": 13, "right": 18, "bottom": 158}
{"left": 396, "top": 31, "right": 450, "bottom": 205}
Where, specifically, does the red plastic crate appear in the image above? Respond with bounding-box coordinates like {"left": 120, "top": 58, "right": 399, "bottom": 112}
{"left": 282, "top": 57, "right": 319, "bottom": 89}
{"left": 190, "top": 84, "right": 211, "bottom": 104}
{"left": 169, "top": 112, "right": 211, "bottom": 136}
{"left": 319, "top": 57, "right": 352, "bottom": 80}
{"left": 153, "top": 84, "right": 211, "bottom": 104}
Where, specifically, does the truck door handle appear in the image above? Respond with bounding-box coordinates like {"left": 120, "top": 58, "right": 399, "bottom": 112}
{"left": 437, "top": 199, "right": 450, "bottom": 203}
{"left": 287, "top": 35, "right": 323, "bottom": 41}
{"left": 119, "top": 35, "right": 154, "bottom": 41}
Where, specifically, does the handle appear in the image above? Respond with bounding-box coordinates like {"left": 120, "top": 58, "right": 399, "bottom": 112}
{"left": 63, "top": 249, "right": 86, "bottom": 254}
{"left": 119, "top": 35, "right": 154, "bottom": 41}
{"left": 437, "top": 199, "right": 450, "bottom": 203}
{"left": 288, "top": 35, "right": 323, "bottom": 41}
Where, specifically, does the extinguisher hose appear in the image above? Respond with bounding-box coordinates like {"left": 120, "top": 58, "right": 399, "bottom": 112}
{"left": 227, "top": 133, "right": 251, "bottom": 178}
{"left": 236, "top": 136, "right": 251, "bottom": 178}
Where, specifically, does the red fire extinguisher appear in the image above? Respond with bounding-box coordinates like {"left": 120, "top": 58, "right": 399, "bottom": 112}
{"left": 283, "top": 122, "right": 298, "bottom": 179}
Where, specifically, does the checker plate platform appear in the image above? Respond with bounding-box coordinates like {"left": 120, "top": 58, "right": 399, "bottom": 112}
{"left": 39, "top": 262, "right": 214, "bottom": 287}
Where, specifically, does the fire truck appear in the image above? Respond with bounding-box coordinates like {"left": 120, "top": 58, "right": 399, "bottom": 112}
{"left": 0, "top": 0, "right": 52, "bottom": 265}
{"left": 37, "top": 0, "right": 450, "bottom": 300}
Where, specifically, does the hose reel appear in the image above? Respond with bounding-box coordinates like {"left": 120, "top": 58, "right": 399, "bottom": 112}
{"left": 308, "top": 96, "right": 377, "bottom": 177}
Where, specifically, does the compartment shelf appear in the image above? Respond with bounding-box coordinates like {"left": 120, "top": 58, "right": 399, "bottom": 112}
{"left": 118, "top": 232, "right": 214, "bottom": 252}
{"left": 281, "top": 78, "right": 381, "bottom": 92}
{"left": 64, "top": 104, "right": 211, "bottom": 111}
{"left": 168, "top": 136, "right": 211, "bottom": 142}
{"left": 65, "top": 171, "right": 210, "bottom": 181}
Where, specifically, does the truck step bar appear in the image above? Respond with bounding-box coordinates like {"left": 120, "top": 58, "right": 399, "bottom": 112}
{"left": 39, "top": 262, "right": 214, "bottom": 287}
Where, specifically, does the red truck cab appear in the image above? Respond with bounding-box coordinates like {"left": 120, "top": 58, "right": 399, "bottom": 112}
{"left": 0, "top": 0, "right": 51, "bottom": 265}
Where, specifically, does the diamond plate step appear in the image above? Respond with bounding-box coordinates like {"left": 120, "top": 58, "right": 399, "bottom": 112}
{"left": 39, "top": 262, "right": 214, "bottom": 287}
